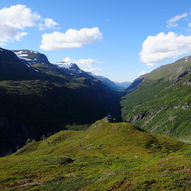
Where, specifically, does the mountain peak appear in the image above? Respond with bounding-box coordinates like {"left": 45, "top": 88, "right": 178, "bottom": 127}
{"left": 12, "top": 49, "right": 51, "bottom": 65}
{"left": 55, "top": 62, "right": 83, "bottom": 73}
{"left": 56, "top": 61, "right": 78, "bottom": 69}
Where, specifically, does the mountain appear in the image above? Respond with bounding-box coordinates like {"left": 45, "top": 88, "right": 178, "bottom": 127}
{"left": 0, "top": 48, "right": 122, "bottom": 156}
{"left": 125, "top": 75, "right": 145, "bottom": 92}
{"left": 115, "top": 81, "right": 131, "bottom": 89}
{"left": 13, "top": 50, "right": 102, "bottom": 81}
{"left": 121, "top": 55, "right": 191, "bottom": 138}
{"left": 0, "top": 48, "right": 46, "bottom": 81}
{"left": 13, "top": 49, "right": 51, "bottom": 65}
{"left": 0, "top": 118, "right": 190, "bottom": 190}
{"left": 55, "top": 61, "right": 84, "bottom": 74}
{"left": 88, "top": 73, "right": 125, "bottom": 90}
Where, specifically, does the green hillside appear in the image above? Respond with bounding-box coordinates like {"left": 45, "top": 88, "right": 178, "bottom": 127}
{"left": 0, "top": 48, "right": 122, "bottom": 156}
{"left": 1, "top": 119, "right": 191, "bottom": 191}
{"left": 121, "top": 56, "right": 191, "bottom": 138}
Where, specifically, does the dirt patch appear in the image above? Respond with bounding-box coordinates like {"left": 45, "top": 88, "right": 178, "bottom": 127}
{"left": 0, "top": 179, "right": 41, "bottom": 189}
{"left": 17, "top": 179, "right": 41, "bottom": 188}
{"left": 168, "top": 116, "right": 176, "bottom": 121}
{"left": 110, "top": 177, "right": 136, "bottom": 191}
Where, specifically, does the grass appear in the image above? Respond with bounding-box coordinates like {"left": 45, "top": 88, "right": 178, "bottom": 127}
{"left": 0, "top": 49, "right": 122, "bottom": 156}
{"left": 121, "top": 60, "right": 191, "bottom": 137}
{"left": 0, "top": 119, "right": 191, "bottom": 190}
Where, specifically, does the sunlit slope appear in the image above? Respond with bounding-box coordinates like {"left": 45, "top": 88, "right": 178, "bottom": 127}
{"left": 121, "top": 56, "right": 191, "bottom": 137}
{"left": 1, "top": 119, "right": 191, "bottom": 191}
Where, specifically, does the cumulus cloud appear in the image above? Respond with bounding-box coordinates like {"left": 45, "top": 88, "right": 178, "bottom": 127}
{"left": 188, "top": 22, "right": 191, "bottom": 27}
{"left": 140, "top": 32, "right": 191, "bottom": 66}
{"left": 0, "top": 4, "right": 41, "bottom": 45}
{"left": 40, "top": 27, "right": 102, "bottom": 50}
{"left": 39, "top": 18, "right": 58, "bottom": 30}
{"left": 15, "top": 32, "right": 28, "bottom": 41}
{"left": 0, "top": 4, "right": 58, "bottom": 45}
{"left": 167, "top": 13, "right": 188, "bottom": 28}
{"left": 60, "top": 57, "right": 102, "bottom": 73}
{"left": 138, "top": 71, "right": 147, "bottom": 77}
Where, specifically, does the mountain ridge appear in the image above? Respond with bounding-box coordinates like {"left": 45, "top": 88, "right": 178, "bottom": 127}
{"left": 0, "top": 47, "right": 122, "bottom": 156}
{"left": 121, "top": 55, "right": 191, "bottom": 137}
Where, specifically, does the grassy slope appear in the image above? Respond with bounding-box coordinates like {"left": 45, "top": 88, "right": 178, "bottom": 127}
{"left": 0, "top": 77, "right": 121, "bottom": 155}
{"left": 121, "top": 56, "right": 191, "bottom": 137}
{"left": 0, "top": 49, "right": 122, "bottom": 156}
{"left": 1, "top": 119, "right": 191, "bottom": 191}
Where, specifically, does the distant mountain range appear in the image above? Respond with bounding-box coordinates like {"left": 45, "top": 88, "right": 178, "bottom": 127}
{"left": 87, "top": 73, "right": 131, "bottom": 90}
{"left": 115, "top": 81, "right": 131, "bottom": 88}
{"left": 13, "top": 49, "right": 131, "bottom": 90}
{"left": 2, "top": 47, "right": 191, "bottom": 190}
{"left": 121, "top": 56, "right": 191, "bottom": 137}
{"left": 0, "top": 48, "right": 122, "bottom": 156}
{"left": 6, "top": 46, "right": 191, "bottom": 154}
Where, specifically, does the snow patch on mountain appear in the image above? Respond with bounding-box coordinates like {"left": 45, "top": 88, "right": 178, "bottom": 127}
{"left": 55, "top": 62, "right": 83, "bottom": 73}
{"left": 14, "top": 50, "right": 32, "bottom": 62}
{"left": 56, "top": 62, "right": 74, "bottom": 69}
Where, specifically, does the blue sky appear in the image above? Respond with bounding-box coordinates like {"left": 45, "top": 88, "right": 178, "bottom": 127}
{"left": 1, "top": 0, "right": 191, "bottom": 82}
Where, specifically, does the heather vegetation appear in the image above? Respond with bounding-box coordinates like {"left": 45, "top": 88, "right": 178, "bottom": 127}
{"left": 2, "top": 49, "right": 191, "bottom": 190}
{"left": 1, "top": 119, "right": 191, "bottom": 191}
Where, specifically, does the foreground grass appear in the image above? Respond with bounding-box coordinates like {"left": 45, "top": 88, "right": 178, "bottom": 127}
{"left": 0, "top": 119, "right": 191, "bottom": 190}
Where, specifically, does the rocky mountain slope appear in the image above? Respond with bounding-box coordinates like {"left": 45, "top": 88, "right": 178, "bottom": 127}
{"left": 0, "top": 48, "right": 122, "bottom": 156}
{"left": 121, "top": 56, "right": 191, "bottom": 137}
{"left": 0, "top": 118, "right": 190, "bottom": 191}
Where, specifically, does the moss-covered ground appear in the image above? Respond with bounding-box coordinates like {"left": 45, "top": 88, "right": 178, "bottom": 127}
{"left": 1, "top": 119, "right": 191, "bottom": 190}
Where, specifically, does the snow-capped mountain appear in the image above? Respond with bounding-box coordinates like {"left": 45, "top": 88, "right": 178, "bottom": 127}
{"left": 13, "top": 50, "right": 51, "bottom": 65}
{"left": 0, "top": 47, "right": 121, "bottom": 157}
{"left": 12, "top": 49, "right": 129, "bottom": 90}
{"left": 0, "top": 48, "right": 44, "bottom": 80}
{"left": 13, "top": 50, "right": 85, "bottom": 75}
{"left": 55, "top": 62, "right": 83, "bottom": 74}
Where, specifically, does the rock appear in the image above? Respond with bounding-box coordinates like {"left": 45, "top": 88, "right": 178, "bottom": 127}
{"left": 54, "top": 157, "right": 74, "bottom": 165}
{"left": 130, "top": 112, "right": 146, "bottom": 122}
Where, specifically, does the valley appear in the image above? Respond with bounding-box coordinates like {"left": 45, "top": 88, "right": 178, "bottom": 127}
{"left": 1, "top": 48, "right": 191, "bottom": 190}
{"left": 0, "top": 48, "right": 123, "bottom": 156}
{"left": 1, "top": 1, "right": 191, "bottom": 190}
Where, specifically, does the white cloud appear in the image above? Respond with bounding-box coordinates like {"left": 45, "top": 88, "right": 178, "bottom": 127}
{"left": 39, "top": 18, "right": 58, "bottom": 30}
{"left": 40, "top": 27, "right": 102, "bottom": 50}
{"left": 15, "top": 32, "right": 28, "bottom": 41}
{"left": 0, "top": 4, "right": 58, "bottom": 45}
{"left": 138, "top": 71, "right": 147, "bottom": 77}
{"left": 60, "top": 57, "right": 102, "bottom": 73}
{"left": 167, "top": 13, "right": 188, "bottom": 28}
{"left": 140, "top": 32, "right": 191, "bottom": 66}
{"left": 0, "top": 4, "right": 41, "bottom": 45}
{"left": 188, "top": 22, "right": 191, "bottom": 27}
{"left": 76, "top": 58, "right": 102, "bottom": 72}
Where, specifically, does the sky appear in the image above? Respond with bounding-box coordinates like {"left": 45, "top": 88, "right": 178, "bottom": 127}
{"left": 1, "top": 0, "right": 191, "bottom": 82}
